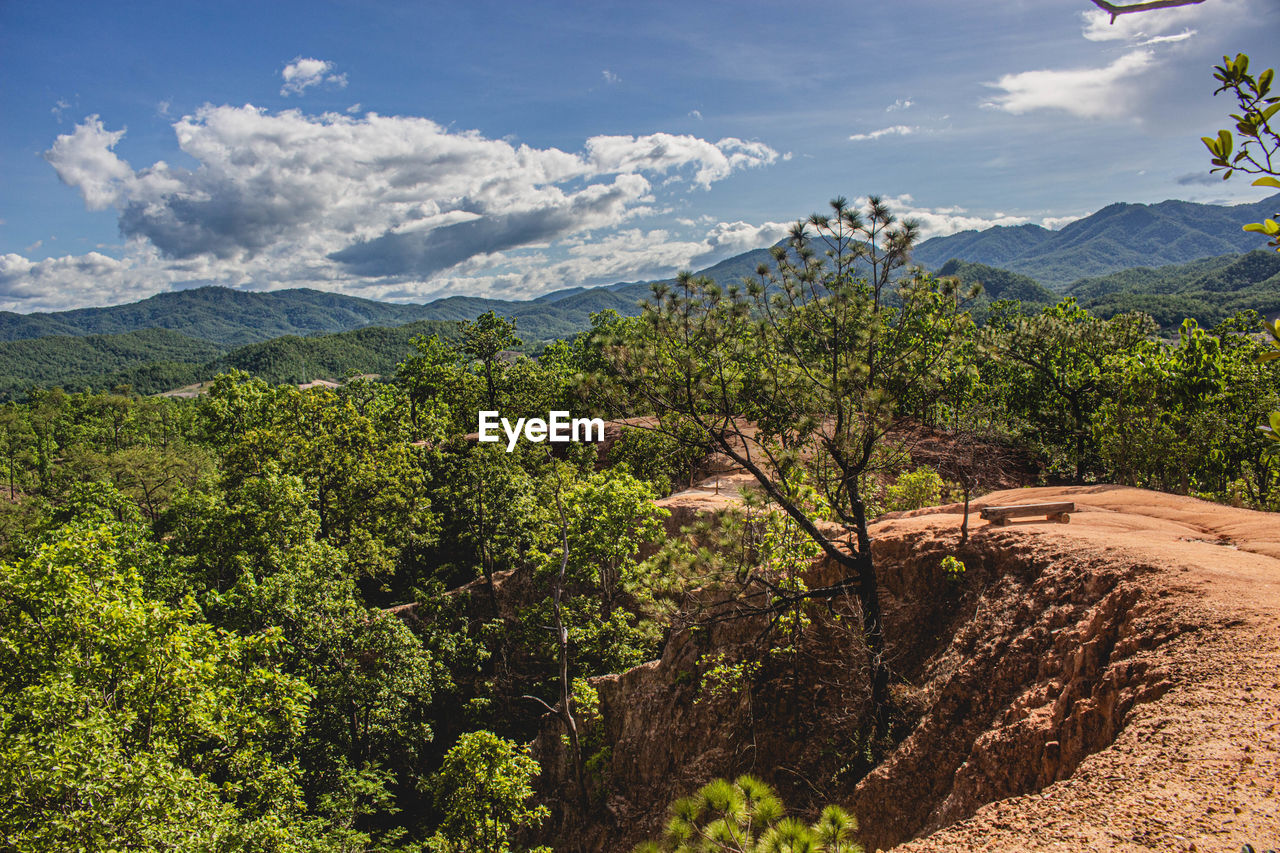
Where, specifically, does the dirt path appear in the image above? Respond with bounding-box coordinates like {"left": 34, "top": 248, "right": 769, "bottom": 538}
{"left": 879, "top": 486, "right": 1280, "bottom": 853}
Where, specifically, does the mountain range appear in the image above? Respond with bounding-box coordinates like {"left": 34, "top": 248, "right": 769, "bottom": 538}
{"left": 911, "top": 193, "right": 1280, "bottom": 289}
{"left": 1, "top": 193, "right": 1278, "bottom": 399}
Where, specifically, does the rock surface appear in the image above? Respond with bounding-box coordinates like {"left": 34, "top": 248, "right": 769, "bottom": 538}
{"left": 533, "top": 485, "right": 1280, "bottom": 852}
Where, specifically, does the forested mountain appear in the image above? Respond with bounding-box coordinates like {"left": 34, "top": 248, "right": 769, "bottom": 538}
{"left": 0, "top": 320, "right": 457, "bottom": 400}
{"left": 1066, "top": 249, "right": 1280, "bottom": 328}
{"left": 0, "top": 286, "right": 437, "bottom": 347}
{"left": 0, "top": 249, "right": 774, "bottom": 350}
{"left": 0, "top": 329, "right": 224, "bottom": 400}
{"left": 913, "top": 193, "right": 1280, "bottom": 288}
{"left": 934, "top": 259, "right": 1058, "bottom": 318}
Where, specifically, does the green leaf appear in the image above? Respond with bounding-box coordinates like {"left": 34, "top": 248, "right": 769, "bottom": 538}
{"left": 1243, "top": 219, "right": 1280, "bottom": 235}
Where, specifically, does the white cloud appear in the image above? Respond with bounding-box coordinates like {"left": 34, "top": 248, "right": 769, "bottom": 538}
{"left": 865, "top": 194, "right": 1054, "bottom": 239}
{"left": 27, "top": 107, "right": 781, "bottom": 309}
{"left": 982, "top": 50, "right": 1155, "bottom": 119}
{"left": 886, "top": 98, "right": 913, "bottom": 112}
{"left": 1138, "top": 29, "right": 1196, "bottom": 45}
{"left": 51, "top": 98, "right": 71, "bottom": 120}
{"left": 848, "top": 125, "right": 916, "bottom": 142}
{"left": 602, "top": 69, "right": 621, "bottom": 84}
{"left": 42, "top": 116, "right": 140, "bottom": 210}
{"left": 0, "top": 251, "right": 144, "bottom": 311}
{"left": 1040, "top": 215, "right": 1082, "bottom": 231}
{"left": 280, "top": 57, "right": 347, "bottom": 96}
{"left": 689, "top": 109, "right": 702, "bottom": 120}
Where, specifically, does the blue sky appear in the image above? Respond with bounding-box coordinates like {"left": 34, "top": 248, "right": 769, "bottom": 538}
{"left": 1, "top": 0, "right": 1277, "bottom": 312}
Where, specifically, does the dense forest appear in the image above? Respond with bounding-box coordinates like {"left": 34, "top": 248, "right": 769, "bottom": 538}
{"left": 2, "top": 189, "right": 1278, "bottom": 851}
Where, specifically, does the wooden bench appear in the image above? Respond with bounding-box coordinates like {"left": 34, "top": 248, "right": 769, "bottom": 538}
{"left": 980, "top": 501, "right": 1075, "bottom": 526}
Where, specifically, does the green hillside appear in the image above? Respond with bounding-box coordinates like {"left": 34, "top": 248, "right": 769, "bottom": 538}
{"left": 1067, "top": 249, "right": 1280, "bottom": 329}
{"left": 0, "top": 320, "right": 460, "bottom": 401}
{"left": 0, "top": 286, "right": 436, "bottom": 347}
{"left": 935, "top": 258, "right": 1057, "bottom": 318}
{"left": 0, "top": 329, "right": 224, "bottom": 399}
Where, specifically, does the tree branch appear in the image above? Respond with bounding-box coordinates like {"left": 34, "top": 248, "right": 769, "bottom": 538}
{"left": 1089, "top": 0, "right": 1205, "bottom": 23}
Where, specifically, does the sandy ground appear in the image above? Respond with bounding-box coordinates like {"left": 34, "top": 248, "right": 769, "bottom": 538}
{"left": 875, "top": 486, "right": 1280, "bottom": 853}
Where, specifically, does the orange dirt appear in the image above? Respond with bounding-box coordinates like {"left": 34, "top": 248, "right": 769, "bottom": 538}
{"left": 871, "top": 485, "right": 1280, "bottom": 852}
{"left": 533, "top": 483, "right": 1280, "bottom": 852}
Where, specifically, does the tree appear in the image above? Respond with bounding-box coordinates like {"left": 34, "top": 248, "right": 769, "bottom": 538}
{"left": 1087, "top": 0, "right": 1204, "bottom": 22}
{"left": 1203, "top": 53, "right": 1280, "bottom": 251}
{"left": 982, "top": 299, "right": 1155, "bottom": 482}
{"left": 0, "top": 520, "right": 320, "bottom": 851}
{"left": 634, "top": 775, "right": 861, "bottom": 853}
{"left": 600, "top": 196, "right": 975, "bottom": 731}
{"left": 1201, "top": 52, "right": 1280, "bottom": 447}
{"left": 462, "top": 311, "right": 523, "bottom": 410}
{"left": 427, "top": 730, "right": 549, "bottom": 853}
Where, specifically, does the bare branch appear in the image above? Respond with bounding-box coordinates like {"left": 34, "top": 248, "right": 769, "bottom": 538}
{"left": 1089, "top": 0, "right": 1205, "bottom": 23}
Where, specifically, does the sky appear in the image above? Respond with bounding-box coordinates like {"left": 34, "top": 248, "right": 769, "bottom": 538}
{"left": 1, "top": 0, "right": 1278, "bottom": 313}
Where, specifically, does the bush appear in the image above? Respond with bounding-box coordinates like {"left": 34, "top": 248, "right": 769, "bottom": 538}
{"left": 885, "top": 466, "right": 944, "bottom": 512}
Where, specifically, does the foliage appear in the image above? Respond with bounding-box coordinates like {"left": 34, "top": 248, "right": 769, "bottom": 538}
{"left": 601, "top": 196, "right": 976, "bottom": 729}
{"left": 461, "top": 311, "right": 522, "bottom": 409}
{"left": 0, "top": 521, "right": 322, "bottom": 851}
{"left": 427, "top": 731, "right": 550, "bottom": 853}
{"left": 607, "top": 420, "right": 711, "bottom": 496}
{"left": 982, "top": 298, "right": 1155, "bottom": 481}
{"left": 939, "top": 555, "right": 966, "bottom": 580}
{"left": 634, "top": 775, "right": 861, "bottom": 853}
{"left": 1204, "top": 53, "right": 1280, "bottom": 251}
{"left": 885, "top": 467, "right": 944, "bottom": 512}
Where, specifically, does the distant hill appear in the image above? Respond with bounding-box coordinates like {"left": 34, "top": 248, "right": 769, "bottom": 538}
{"left": 0, "top": 320, "right": 461, "bottom": 401}
{"left": 1066, "top": 249, "right": 1280, "bottom": 329}
{"left": 935, "top": 259, "right": 1058, "bottom": 319}
{"left": 0, "top": 287, "right": 436, "bottom": 348}
{"left": 0, "top": 248, "right": 776, "bottom": 350}
{"left": 0, "top": 328, "right": 224, "bottom": 400}
{"left": 913, "top": 194, "right": 1280, "bottom": 289}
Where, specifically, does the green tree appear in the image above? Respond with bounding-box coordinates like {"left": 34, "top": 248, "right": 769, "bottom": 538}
{"left": 462, "top": 311, "right": 522, "bottom": 410}
{"left": 600, "top": 196, "right": 974, "bottom": 730}
{"left": 634, "top": 775, "right": 861, "bottom": 853}
{"left": 1203, "top": 53, "right": 1280, "bottom": 251}
{"left": 0, "top": 521, "right": 319, "bottom": 851}
{"left": 427, "top": 730, "right": 549, "bottom": 853}
{"left": 983, "top": 299, "right": 1155, "bottom": 481}
{"left": 1202, "top": 53, "right": 1280, "bottom": 448}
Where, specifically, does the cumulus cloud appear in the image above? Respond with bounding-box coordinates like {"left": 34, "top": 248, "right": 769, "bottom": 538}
{"left": 982, "top": 50, "right": 1155, "bottom": 119}
{"left": 848, "top": 125, "right": 916, "bottom": 142}
{"left": 867, "top": 194, "right": 1079, "bottom": 239}
{"left": 886, "top": 98, "right": 913, "bottom": 112}
{"left": 0, "top": 251, "right": 144, "bottom": 311}
{"left": 602, "top": 69, "right": 620, "bottom": 84}
{"left": 280, "top": 57, "right": 347, "bottom": 96}
{"left": 27, "top": 106, "right": 781, "bottom": 308}
{"left": 1040, "top": 215, "right": 1082, "bottom": 231}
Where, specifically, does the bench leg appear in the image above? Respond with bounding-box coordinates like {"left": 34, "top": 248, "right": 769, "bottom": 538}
{"left": 1051, "top": 513, "right": 1070, "bottom": 524}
